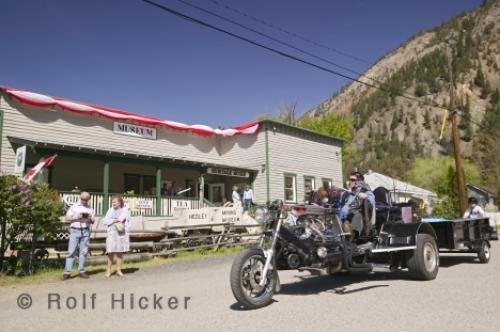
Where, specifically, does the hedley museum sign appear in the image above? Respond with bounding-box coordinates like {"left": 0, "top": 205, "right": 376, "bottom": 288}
{"left": 206, "top": 167, "right": 249, "bottom": 178}
{"left": 113, "top": 122, "right": 157, "bottom": 140}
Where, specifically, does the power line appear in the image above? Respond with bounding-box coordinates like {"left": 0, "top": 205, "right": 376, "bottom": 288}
{"left": 173, "top": 0, "right": 380, "bottom": 83}
{"left": 141, "top": 0, "right": 450, "bottom": 113}
{"left": 177, "top": 0, "right": 475, "bottom": 115}
{"left": 141, "top": 0, "right": 500, "bottom": 138}
{"left": 207, "top": 0, "right": 378, "bottom": 67}
{"left": 141, "top": 1, "right": 382, "bottom": 89}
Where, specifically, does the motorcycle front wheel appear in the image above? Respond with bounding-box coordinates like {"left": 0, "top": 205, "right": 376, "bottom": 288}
{"left": 230, "top": 248, "right": 276, "bottom": 309}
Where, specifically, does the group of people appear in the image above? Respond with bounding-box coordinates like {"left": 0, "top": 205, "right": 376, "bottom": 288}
{"left": 160, "top": 181, "right": 177, "bottom": 196}
{"left": 61, "top": 174, "right": 487, "bottom": 280}
{"left": 62, "top": 192, "right": 130, "bottom": 280}
{"left": 300, "top": 171, "right": 375, "bottom": 237}
{"left": 299, "top": 170, "right": 487, "bottom": 238}
{"left": 231, "top": 184, "right": 254, "bottom": 211}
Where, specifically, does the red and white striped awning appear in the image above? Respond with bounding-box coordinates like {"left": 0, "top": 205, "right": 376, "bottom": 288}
{"left": 1, "top": 87, "right": 260, "bottom": 137}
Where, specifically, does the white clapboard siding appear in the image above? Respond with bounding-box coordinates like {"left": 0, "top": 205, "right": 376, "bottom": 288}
{"left": 219, "top": 131, "right": 267, "bottom": 202}
{"left": 0, "top": 95, "right": 224, "bottom": 172}
{"left": 267, "top": 127, "right": 343, "bottom": 203}
{"left": 1, "top": 95, "right": 343, "bottom": 206}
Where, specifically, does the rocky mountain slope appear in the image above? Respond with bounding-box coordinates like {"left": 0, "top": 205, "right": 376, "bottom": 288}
{"left": 304, "top": 0, "right": 500, "bottom": 190}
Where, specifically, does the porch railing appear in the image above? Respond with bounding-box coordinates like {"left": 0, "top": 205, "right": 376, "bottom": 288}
{"left": 59, "top": 191, "right": 208, "bottom": 216}
{"left": 59, "top": 192, "right": 105, "bottom": 215}
{"left": 161, "top": 197, "right": 205, "bottom": 216}
{"left": 119, "top": 194, "right": 157, "bottom": 216}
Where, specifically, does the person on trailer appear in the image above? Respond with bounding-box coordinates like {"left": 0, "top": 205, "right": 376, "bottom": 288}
{"left": 463, "top": 197, "right": 485, "bottom": 219}
{"left": 339, "top": 171, "right": 375, "bottom": 238}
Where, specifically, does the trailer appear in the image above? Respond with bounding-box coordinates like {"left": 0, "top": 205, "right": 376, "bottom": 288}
{"left": 423, "top": 217, "right": 497, "bottom": 263}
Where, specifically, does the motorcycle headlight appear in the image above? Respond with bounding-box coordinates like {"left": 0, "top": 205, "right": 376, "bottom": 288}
{"left": 254, "top": 207, "right": 269, "bottom": 224}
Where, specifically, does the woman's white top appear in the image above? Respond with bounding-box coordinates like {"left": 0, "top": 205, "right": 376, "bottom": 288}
{"left": 103, "top": 206, "right": 131, "bottom": 234}
{"left": 232, "top": 190, "right": 241, "bottom": 204}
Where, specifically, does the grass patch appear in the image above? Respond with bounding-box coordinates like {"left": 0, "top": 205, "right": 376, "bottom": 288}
{"left": 0, "top": 245, "right": 245, "bottom": 287}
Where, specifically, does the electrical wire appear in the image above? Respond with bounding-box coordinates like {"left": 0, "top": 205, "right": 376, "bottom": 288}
{"left": 141, "top": 0, "right": 450, "bottom": 112}
{"left": 141, "top": 0, "right": 500, "bottom": 138}
{"left": 207, "top": 0, "right": 379, "bottom": 67}
{"left": 173, "top": 0, "right": 379, "bottom": 82}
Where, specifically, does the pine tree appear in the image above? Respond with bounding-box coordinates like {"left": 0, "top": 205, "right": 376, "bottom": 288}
{"left": 481, "top": 80, "right": 491, "bottom": 99}
{"left": 460, "top": 95, "right": 473, "bottom": 141}
{"left": 390, "top": 112, "right": 399, "bottom": 130}
{"left": 404, "top": 117, "right": 411, "bottom": 136}
{"left": 423, "top": 108, "right": 432, "bottom": 129}
{"left": 474, "top": 65, "right": 485, "bottom": 87}
{"left": 491, "top": 88, "right": 500, "bottom": 105}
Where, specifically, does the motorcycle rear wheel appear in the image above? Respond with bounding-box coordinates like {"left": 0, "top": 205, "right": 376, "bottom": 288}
{"left": 230, "top": 248, "right": 276, "bottom": 309}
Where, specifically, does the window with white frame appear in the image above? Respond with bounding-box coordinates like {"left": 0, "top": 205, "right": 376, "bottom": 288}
{"left": 284, "top": 174, "right": 297, "bottom": 203}
{"left": 322, "top": 178, "right": 332, "bottom": 189}
{"left": 304, "top": 176, "right": 315, "bottom": 193}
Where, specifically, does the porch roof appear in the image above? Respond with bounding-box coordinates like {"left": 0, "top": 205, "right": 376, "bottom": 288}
{"left": 8, "top": 136, "right": 258, "bottom": 172}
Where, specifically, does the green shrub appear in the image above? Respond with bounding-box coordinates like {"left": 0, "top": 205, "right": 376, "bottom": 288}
{"left": 0, "top": 174, "right": 63, "bottom": 274}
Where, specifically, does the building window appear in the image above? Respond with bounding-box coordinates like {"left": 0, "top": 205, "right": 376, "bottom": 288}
{"left": 284, "top": 174, "right": 297, "bottom": 203}
{"left": 142, "top": 175, "right": 156, "bottom": 195}
{"left": 322, "top": 178, "right": 332, "bottom": 189}
{"left": 304, "top": 176, "right": 315, "bottom": 193}
{"left": 124, "top": 174, "right": 156, "bottom": 195}
{"left": 124, "top": 174, "right": 140, "bottom": 194}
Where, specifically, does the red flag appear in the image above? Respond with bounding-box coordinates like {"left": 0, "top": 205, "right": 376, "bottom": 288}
{"left": 23, "top": 154, "right": 57, "bottom": 183}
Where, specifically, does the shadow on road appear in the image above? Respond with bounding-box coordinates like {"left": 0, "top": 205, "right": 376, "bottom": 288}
{"left": 121, "top": 267, "right": 139, "bottom": 275}
{"left": 278, "top": 271, "right": 406, "bottom": 296}
{"left": 229, "top": 299, "right": 279, "bottom": 311}
{"left": 439, "top": 255, "right": 479, "bottom": 268}
{"left": 228, "top": 272, "right": 401, "bottom": 310}
{"left": 87, "top": 268, "right": 105, "bottom": 276}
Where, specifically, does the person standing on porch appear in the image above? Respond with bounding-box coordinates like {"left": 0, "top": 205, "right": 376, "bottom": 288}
{"left": 243, "top": 185, "right": 254, "bottom": 211}
{"left": 102, "top": 195, "right": 130, "bottom": 277}
{"left": 232, "top": 185, "right": 242, "bottom": 207}
{"left": 62, "top": 192, "right": 95, "bottom": 280}
{"left": 161, "top": 182, "right": 169, "bottom": 196}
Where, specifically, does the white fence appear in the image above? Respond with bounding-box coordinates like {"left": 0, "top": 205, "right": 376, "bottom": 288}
{"left": 59, "top": 192, "right": 206, "bottom": 216}
{"left": 60, "top": 192, "right": 105, "bottom": 215}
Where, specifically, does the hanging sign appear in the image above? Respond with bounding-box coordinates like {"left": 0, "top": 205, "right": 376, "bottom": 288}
{"left": 206, "top": 167, "right": 249, "bottom": 178}
{"left": 14, "top": 146, "right": 27, "bottom": 174}
{"left": 113, "top": 122, "right": 157, "bottom": 140}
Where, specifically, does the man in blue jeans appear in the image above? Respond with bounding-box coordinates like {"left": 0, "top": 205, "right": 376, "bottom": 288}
{"left": 62, "top": 192, "right": 95, "bottom": 280}
{"left": 243, "top": 185, "right": 254, "bottom": 211}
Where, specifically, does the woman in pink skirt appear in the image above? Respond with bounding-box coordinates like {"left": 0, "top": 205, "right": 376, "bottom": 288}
{"left": 103, "top": 195, "right": 130, "bottom": 277}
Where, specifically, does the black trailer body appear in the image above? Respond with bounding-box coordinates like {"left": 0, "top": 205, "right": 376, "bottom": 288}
{"left": 425, "top": 217, "right": 496, "bottom": 263}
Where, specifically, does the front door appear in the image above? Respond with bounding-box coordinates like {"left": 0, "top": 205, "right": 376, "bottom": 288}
{"left": 208, "top": 183, "right": 225, "bottom": 204}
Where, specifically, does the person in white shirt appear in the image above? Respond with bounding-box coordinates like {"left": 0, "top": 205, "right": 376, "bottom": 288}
{"left": 243, "top": 185, "right": 254, "bottom": 211}
{"left": 62, "top": 192, "right": 95, "bottom": 280}
{"left": 463, "top": 197, "right": 485, "bottom": 219}
{"left": 232, "top": 185, "right": 242, "bottom": 207}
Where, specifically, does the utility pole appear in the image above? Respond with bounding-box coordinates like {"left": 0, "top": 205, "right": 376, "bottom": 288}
{"left": 446, "top": 46, "right": 467, "bottom": 216}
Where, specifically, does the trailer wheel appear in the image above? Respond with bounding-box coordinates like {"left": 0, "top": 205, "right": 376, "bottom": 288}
{"left": 477, "top": 241, "right": 490, "bottom": 264}
{"left": 407, "top": 234, "right": 439, "bottom": 280}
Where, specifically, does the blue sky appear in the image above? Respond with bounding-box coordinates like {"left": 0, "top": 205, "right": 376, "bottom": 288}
{"left": 0, "top": 0, "right": 482, "bottom": 127}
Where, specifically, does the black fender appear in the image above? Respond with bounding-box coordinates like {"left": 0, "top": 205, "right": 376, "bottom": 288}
{"left": 379, "top": 222, "right": 437, "bottom": 247}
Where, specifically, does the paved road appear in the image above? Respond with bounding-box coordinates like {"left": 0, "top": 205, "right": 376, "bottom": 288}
{"left": 1, "top": 242, "right": 499, "bottom": 332}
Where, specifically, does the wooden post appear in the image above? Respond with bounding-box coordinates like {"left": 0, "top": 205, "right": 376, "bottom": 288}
{"left": 156, "top": 167, "right": 162, "bottom": 216}
{"left": 447, "top": 46, "right": 467, "bottom": 216}
{"left": 103, "top": 161, "right": 110, "bottom": 211}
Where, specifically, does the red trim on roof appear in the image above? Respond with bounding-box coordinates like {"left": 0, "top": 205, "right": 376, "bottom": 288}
{"left": 1, "top": 87, "right": 260, "bottom": 137}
